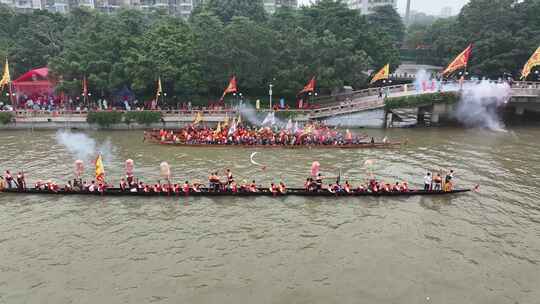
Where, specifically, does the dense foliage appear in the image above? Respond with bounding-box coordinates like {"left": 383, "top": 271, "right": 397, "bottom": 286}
{"left": 0, "top": 0, "right": 404, "bottom": 102}
{"left": 124, "top": 111, "right": 162, "bottom": 125}
{"left": 0, "top": 112, "right": 13, "bottom": 125}
{"left": 403, "top": 0, "right": 540, "bottom": 79}
{"left": 86, "top": 111, "right": 162, "bottom": 127}
{"left": 385, "top": 92, "right": 458, "bottom": 109}
{"left": 86, "top": 111, "right": 123, "bottom": 127}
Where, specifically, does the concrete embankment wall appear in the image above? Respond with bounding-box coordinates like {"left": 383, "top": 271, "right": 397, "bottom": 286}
{"left": 322, "top": 109, "right": 386, "bottom": 128}
{"left": 0, "top": 114, "right": 228, "bottom": 130}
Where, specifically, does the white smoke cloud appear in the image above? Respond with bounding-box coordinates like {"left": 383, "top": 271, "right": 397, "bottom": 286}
{"left": 55, "top": 130, "right": 115, "bottom": 163}
{"left": 238, "top": 103, "right": 288, "bottom": 128}
{"left": 455, "top": 80, "right": 511, "bottom": 131}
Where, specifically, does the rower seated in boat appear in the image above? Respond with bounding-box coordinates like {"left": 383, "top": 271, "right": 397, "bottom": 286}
{"left": 304, "top": 178, "right": 311, "bottom": 190}
{"left": 192, "top": 183, "right": 202, "bottom": 192}
{"left": 357, "top": 184, "right": 366, "bottom": 193}
{"left": 278, "top": 182, "right": 287, "bottom": 194}
{"left": 344, "top": 181, "right": 351, "bottom": 193}
{"left": 73, "top": 178, "right": 82, "bottom": 191}
{"left": 48, "top": 181, "right": 59, "bottom": 193}
{"left": 126, "top": 174, "right": 134, "bottom": 185}
{"left": 392, "top": 182, "right": 400, "bottom": 192}
{"left": 400, "top": 182, "right": 409, "bottom": 192}
{"left": 315, "top": 174, "right": 323, "bottom": 191}
{"left": 88, "top": 181, "right": 96, "bottom": 192}
{"left": 64, "top": 181, "right": 73, "bottom": 192}
{"left": 270, "top": 183, "right": 278, "bottom": 195}
{"left": 97, "top": 183, "right": 105, "bottom": 193}
{"left": 153, "top": 184, "right": 161, "bottom": 193}
{"left": 249, "top": 180, "right": 258, "bottom": 192}
{"left": 328, "top": 183, "right": 337, "bottom": 194}
{"left": 120, "top": 178, "right": 128, "bottom": 191}
{"left": 182, "top": 181, "right": 190, "bottom": 194}
{"left": 229, "top": 180, "right": 238, "bottom": 193}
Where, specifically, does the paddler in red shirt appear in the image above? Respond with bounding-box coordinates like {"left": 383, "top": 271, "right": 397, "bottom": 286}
{"left": 249, "top": 180, "right": 258, "bottom": 192}
{"left": 270, "top": 183, "right": 278, "bottom": 195}
{"left": 182, "top": 181, "right": 190, "bottom": 194}
{"left": 344, "top": 181, "right": 351, "bottom": 193}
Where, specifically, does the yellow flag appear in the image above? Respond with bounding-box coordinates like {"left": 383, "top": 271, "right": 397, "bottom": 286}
{"left": 223, "top": 113, "right": 229, "bottom": 127}
{"left": 0, "top": 58, "right": 10, "bottom": 88}
{"left": 370, "top": 64, "right": 389, "bottom": 84}
{"left": 95, "top": 154, "right": 105, "bottom": 182}
{"left": 193, "top": 111, "right": 203, "bottom": 124}
{"left": 214, "top": 122, "right": 221, "bottom": 135}
{"left": 521, "top": 46, "right": 540, "bottom": 80}
{"left": 302, "top": 125, "right": 313, "bottom": 135}
{"left": 155, "top": 77, "right": 162, "bottom": 100}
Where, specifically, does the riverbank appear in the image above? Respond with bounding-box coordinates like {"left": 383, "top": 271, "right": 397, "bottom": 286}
{"left": 1, "top": 128, "right": 539, "bottom": 303}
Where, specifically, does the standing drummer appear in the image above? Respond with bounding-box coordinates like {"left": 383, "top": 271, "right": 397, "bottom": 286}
{"left": 4, "top": 170, "right": 13, "bottom": 189}
{"left": 225, "top": 169, "right": 234, "bottom": 186}
{"left": 424, "top": 172, "right": 432, "bottom": 191}
{"left": 315, "top": 173, "right": 323, "bottom": 191}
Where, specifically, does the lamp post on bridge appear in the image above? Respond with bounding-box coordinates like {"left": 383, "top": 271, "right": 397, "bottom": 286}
{"left": 269, "top": 83, "right": 273, "bottom": 111}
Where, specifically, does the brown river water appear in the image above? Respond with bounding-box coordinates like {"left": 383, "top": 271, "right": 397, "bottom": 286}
{"left": 0, "top": 128, "right": 539, "bottom": 303}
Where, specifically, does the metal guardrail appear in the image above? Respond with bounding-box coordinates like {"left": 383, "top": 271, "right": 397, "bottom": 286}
{"left": 311, "top": 81, "right": 540, "bottom": 109}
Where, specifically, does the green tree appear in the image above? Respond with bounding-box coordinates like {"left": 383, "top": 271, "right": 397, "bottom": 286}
{"left": 190, "top": 11, "right": 228, "bottom": 96}
{"left": 126, "top": 17, "right": 201, "bottom": 99}
{"left": 368, "top": 5, "right": 406, "bottom": 44}
{"left": 222, "top": 16, "right": 276, "bottom": 94}
{"left": 404, "top": 0, "right": 540, "bottom": 78}
{"left": 202, "top": 0, "right": 267, "bottom": 23}
{"left": 9, "top": 10, "right": 66, "bottom": 75}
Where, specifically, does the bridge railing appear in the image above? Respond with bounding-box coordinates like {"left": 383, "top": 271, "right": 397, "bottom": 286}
{"left": 310, "top": 84, "right": 414, "bottom": 107}
{"left": 310, "top": 80, "right": 540, "bottom": 110}
{"left": 309, "top": 99, "right": 385, "bottom": 118}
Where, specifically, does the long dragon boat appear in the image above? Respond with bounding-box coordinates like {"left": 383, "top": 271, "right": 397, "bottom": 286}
{"left": 1, "top": 188, "right": 470, "bottom": 197}
{"left": 144, "top": 131, "right": 404, "bottom": 149}
{"left": 150, "top": 141, "right": 403, "bottom": 149}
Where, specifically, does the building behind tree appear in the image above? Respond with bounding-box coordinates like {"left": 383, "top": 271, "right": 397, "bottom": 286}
{"left": 1, "top": 0, "right": 298, "bottom": 16}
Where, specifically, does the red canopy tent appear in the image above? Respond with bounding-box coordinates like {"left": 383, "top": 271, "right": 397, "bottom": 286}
{"left": 12, "top": 67, "right": 55, "bottom": 96}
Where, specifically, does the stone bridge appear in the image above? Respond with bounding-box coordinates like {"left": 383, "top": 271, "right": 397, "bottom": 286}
{"left": 306, "top": 81, "right": 540, "bottom": 120}
{"left": 298, "top": 80, "right": 540, "bottom": 128}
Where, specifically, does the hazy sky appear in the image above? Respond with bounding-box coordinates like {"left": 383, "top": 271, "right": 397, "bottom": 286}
{"left": 298, "top": 0, "right": 470, "bottom": 15}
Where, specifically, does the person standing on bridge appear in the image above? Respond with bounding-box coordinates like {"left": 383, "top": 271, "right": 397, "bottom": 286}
{"left": 378, "top": 87, "right": 383, "bottom": 99}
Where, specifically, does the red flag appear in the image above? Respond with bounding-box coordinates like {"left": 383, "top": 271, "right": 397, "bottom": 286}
{"left": 298, "top": 77, "right": 316, "bottom": 95}
{"left": 442, "top": 44, "right": 473, "bottom": 76}
{"left": 220, "top": 76, "right": 238, "bottom": 101}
